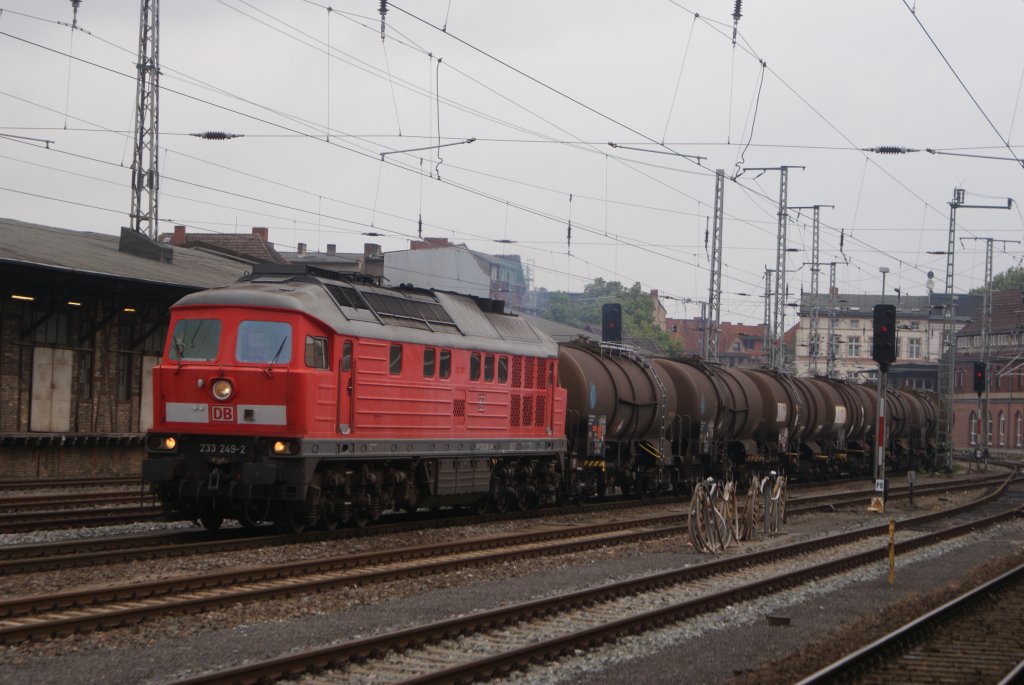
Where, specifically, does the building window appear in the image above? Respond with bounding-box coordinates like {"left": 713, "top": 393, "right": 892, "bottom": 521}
{"left": 999, "top": 411, "right": 1006, "bottom": 446}
{"left": 969, "top": 410, "right": 978, "bottom": 446}
{"left": 847, "top": 336, "right": 861, "bottom": 358}
{"left": 987, "top": 412, "right": 994, "bottom": 446}
{"left": 117, "top": 352, "right": 131, "bottom": 402}
{"left": 955, "top": 367, "right": 963, "bottom": 389}
{"left": 829, "top": 335, "right": 839, "bottom": 358}
{"left": 910, "top": 321, "right": 920, "bottom": 330}
{"left": 1016, "top": 411, "right": 1022, "bottom": 448}
{"left": 907, "top": 338, "right": 921, "bottom": 359}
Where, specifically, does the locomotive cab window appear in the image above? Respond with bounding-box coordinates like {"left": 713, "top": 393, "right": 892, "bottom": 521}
{"left": 169, "top": 319, "right": 221, "bottom": 361}
{"left": 470, "top": 352, "right": 481, "bottom": 381}
{"left": 498, "top": 356, "right": 508, "bottom": 383}
{"left": 341, "top": 341, "right": 352, "bottom": 371}
{"left": 484, "top": 354, "right": 495, "bottom": 382}
{"left": 439, "top": 349, "right": 451, "bottom": 379}
{"left": 237, "top": 321, "right": 292, "bottom": 364}
{"left": 304, "top": 336, "right": 328, "bottom": 369}
{"left": 389, "top": 344, "right": 402, "bottom": 375}
{"left": 424, "top": 348, "right": 436, "bottom": 378}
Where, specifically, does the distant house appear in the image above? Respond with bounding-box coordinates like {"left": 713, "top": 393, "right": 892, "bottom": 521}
{"left": 665, "top": 317, "right": 768, "bottom": 368}
{"left": 277, "top": 241, "right": 384, "bottom": 281}
{"left": 384, "top": 237, "right": 528, "bottom": 308}
{"left": 160, "top": 225, "right": 290, "bottom": 264}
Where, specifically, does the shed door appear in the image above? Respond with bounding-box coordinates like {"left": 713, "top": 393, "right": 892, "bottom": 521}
{"left": 139, "top": 355, "right": 160, "bottom": 432}
{"left": 30, "top": 347, "right": 72, "bottom": 432}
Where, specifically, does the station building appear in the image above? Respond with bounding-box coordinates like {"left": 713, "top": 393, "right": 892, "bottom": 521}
{"left": 0, "top": 219, "right": 251, "bottom": 478}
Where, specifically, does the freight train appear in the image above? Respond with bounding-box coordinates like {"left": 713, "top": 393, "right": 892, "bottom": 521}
{"left": 142, "top": 265, "right": 938, "bottom": 533}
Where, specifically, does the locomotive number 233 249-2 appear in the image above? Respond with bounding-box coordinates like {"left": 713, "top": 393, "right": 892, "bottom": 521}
{"left": 198, "top": 442, "right": 248, "bottom": 456}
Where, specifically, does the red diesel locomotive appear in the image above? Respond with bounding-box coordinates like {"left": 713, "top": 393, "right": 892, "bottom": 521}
{"left": 143, "top": 265, "right": 567, "bottom": 532}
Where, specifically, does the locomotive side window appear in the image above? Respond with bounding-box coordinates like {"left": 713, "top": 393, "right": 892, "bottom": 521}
{"left": 304, "top": 336, "right": 328, "bottom": 369}
{"left": 169, "top": 319, "right": 221, "bottom": 361}
{"left": 341, "top": 341, "right": 352, "bottom": 371}
{"left": 439, "top": 349, "right": 451, "bottom": 379}
{"left": 498, "top": 356, "right": 508, "bottom": 383}
{"left": 237, "top": 321, "right": 292, "bottom": 364}
{"left": 389, "top": 344, "right": 402, "bottom": 375}
{"left": 470, "top": 352, "right": 481, "bottom": 381}
{"left": 424, "top": 348, "right": 436, "bottom": 378}
{"left": 484, "top": 354, "right": 494, "bottom": 382}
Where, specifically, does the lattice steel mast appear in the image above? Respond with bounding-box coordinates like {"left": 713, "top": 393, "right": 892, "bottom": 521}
{"left": 704, "top": 169, "right": 725, "bottom": 362}
{"left": 129, "top": 0, "right": 160, "bottom": 238}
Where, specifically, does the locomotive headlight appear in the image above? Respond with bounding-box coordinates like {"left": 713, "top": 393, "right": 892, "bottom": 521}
{"left": 211, "top": 378, "right": 233, "bottom": 401}
{"left": 163, "top": 436, "right": 177, "bottom": 450}
{"left": 272, "top": 440, "right": 289, "bottom": 454}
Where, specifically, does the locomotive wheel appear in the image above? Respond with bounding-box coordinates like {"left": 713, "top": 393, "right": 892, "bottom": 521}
{"left": 274, "top": 511, "right": 306, "bottom": 535}
{"left": 352, "top": 506, "right": 369, "bottom": 528}
{"left": 494, "top": 492, "right": 510, "bottom": 514}
{"left": 473, "top": 497, "right": 489, "bottom": 515}
{"left": 199, "top": 513, "right": 223, "bottom": 531}
{"left": 321, "top": 500, "right": 340, "bottom": 531}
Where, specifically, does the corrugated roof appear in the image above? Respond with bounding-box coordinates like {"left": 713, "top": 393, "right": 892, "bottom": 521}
{"left": 0, "top": 218, "right": 251, "bottom": 289}
{"left": 186, "top": 234, "right": 290, "bottom": 264}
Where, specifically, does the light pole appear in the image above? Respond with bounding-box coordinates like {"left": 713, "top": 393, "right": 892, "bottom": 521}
{"left": 879, "top": 266, "right": 890, "bottom": 304}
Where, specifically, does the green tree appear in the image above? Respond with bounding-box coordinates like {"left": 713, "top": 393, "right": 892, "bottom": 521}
{"left": 538, "top": 279, "right": 681, "bottom": 355}
{"left": 970, "top": 266, "right": 1024, "bottom": 294}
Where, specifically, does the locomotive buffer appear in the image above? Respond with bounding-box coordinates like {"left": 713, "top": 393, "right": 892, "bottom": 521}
{"left": 870, "top": 304, "right": 897, "bottom": 512}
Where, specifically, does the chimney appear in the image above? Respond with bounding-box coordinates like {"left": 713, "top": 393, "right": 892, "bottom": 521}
{"left": 173, "top": 225, "right": 186, "bottom": 246}
{"left": 252, "top": 226, "right": 269, "bottom": 242}
{"left": 650, "top": 289, "right": 659, "bottom": 299}
{"left": 364, "top": 243, "right": 382, "bottom": 258}
{"left": 327, "top": 244, "right": 336, "bottom": 255}
{"left": 297, "top": 242, "right": 306, "bottom": 256}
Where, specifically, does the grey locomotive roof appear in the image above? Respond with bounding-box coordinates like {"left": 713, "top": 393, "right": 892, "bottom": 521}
{"left": 173, "top": 274, "right": 559, "bottom": 357}
{"left": 0, "top": 218, "right": 251, "bottom": 289}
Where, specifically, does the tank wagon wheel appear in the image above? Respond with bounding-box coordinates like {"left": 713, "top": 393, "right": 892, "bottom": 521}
{"left": 493, "top": 492, "right": 511, "bottom": 514}
{"left": 199, "top": 513, "right": 224, "bottom": 531}
{"left": 473, "top": 497, "right": 489, "bottom": 515}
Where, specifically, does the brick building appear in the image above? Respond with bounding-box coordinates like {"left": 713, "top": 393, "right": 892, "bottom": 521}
{"left": 952, "top": 289, "right": 1024, "bottom": 456}
{"left": 0, "top": 219, "right": 249, "bottom": 478}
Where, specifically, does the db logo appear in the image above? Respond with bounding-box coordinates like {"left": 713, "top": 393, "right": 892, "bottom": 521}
{"left": 211, "top": 405, "right": 236, "bottom": 423}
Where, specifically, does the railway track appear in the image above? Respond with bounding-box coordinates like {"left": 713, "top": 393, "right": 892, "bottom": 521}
{"left": 798, "top": 561, "right": 1024, "bottom": 684}
{"left": 0, "top": 475, "right": 1001, "bottom": 574}
{"left": 0, "top": 477, "right": 142, "bottom": 492}
{"left": 163, "top": 478, "right": 1024, "bottom": 685}
{"left": 0, "top": 505, "right": 163, "bottom": 534}
{"left": 0, "top": 491, "right": 155, "bottom": 513}
{"left": 0, "top": 475, "right": 1015, "bottom": 649}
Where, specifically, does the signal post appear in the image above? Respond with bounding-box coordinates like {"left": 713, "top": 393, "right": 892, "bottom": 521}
{"left": 871, "top": 304, "right": 897, "bottom": 512}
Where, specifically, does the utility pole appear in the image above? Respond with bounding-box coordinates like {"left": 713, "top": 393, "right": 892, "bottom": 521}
{"left": 746, "top": 166, "right": 803, "bottom": 372}
{"left": 791, "top": 204, "right": 833, "bottom": 376}
{"left": 130, "top": 0, "right": 160, "bottom": 239}
{"left": 705, "top": 169, "right": 725, "bottom": 362}
{"left": 827, "top": 262, "right": 838, "bottom": 379}
{"left": 935, "top": 189, "right": 1011, "bottom": 471}
{"left": 763, "top": 268, "right": 773, "bottom": 363}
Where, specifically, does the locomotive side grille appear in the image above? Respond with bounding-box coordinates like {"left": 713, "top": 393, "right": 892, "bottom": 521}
{"left": 512, "top": 357, "right": 523, "bottom": 388}
{"left": 453, "top": 398, "right": 466, "bottom": 418}
{"left": 511, "top": 395, "right": 522, "bottom": 427}
{"left": 524, "top": 358, "right": 535, "bottom": 389}
{"left": 523, "top": 395, "right": 534, "bottom": 425}
{"left": 535, "top": 396, "right": 546, "bottom": 426}
{"left": 535, "top": 360, "right": 546, "bottom": 388}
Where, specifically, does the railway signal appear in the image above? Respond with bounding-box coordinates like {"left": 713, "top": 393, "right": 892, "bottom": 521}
{"left": 870, "top": 303, "right": 896, "bottom": 513}
{"left": 602, "top": 303, "right": 622, "bottom": 342}
{"left": 871, "top": 304, "right": 897, "bottom": 367}
{"left": 973, "top": 361, "right": 986, "bottom": 396}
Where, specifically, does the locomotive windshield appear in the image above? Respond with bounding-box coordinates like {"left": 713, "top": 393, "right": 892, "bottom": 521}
{"left": 168, "top": 319, "right": 221, "bottom": 361}
{"left": 236, "top": 321, "right": 292, "bottom": 364}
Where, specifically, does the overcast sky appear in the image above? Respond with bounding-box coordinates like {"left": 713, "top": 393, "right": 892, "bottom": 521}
{"left": 2, "top": 1, "right": 1023, "bottom": 325}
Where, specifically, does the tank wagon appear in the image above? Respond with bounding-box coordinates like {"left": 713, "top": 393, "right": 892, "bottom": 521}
{"left": 142, "top": 268, "right": 939, "bottom": 531}
{"left": 143, "top": 265, "right": 566, "bottom": 532}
